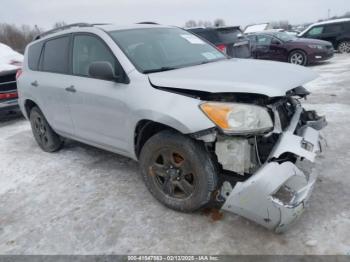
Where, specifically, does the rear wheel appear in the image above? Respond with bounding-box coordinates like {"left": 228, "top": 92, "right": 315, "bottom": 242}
{"left": 139, "top": 130, "right": 217, "bottom": 212}
{"left": 288, "top": 50, "right": 308, "bottom": 66}
{"left": 30, "top": 107, "right": 63, "bottom": 152}
{"left": 338, "top": 41, "right": 350, "bottom": 53}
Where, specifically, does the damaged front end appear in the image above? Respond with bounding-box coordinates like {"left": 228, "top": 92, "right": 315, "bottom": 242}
{"left": 194, "top": 92, "right": 327, "bottom": 232}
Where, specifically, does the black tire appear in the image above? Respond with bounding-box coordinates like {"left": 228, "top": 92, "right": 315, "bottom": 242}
{"left": 139, "top": 130, "right": 217, "bottom": 212}
{"left": 338, "top": 41, "right": 350, "bottom": 53}
{"left": 29, "top": 107, "right": 63, "bottom": 152}
{"left": 288, "top": 50, "right": 308, "bottom": 66}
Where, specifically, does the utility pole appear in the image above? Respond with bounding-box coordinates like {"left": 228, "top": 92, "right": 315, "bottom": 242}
{"left": 328, "top": 9, "right": 331, "bottom": 20}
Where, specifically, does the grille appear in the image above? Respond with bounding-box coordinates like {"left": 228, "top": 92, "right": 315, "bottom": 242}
{"left": 0, "top": 72, "right": 17, "bottom": 92}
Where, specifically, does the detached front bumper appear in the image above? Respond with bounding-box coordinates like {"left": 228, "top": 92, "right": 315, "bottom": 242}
{"left": 220, "top": 104, "right": 326, "bottom": 232}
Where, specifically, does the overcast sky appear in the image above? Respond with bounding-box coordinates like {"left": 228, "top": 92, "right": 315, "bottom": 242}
{"left": 2, "top": 0, "right": 349, "bottom": 29}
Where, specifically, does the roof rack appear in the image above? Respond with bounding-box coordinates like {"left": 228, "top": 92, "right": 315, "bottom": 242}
{"left": 34, "top": 23, "right": 110, "bottom": 40}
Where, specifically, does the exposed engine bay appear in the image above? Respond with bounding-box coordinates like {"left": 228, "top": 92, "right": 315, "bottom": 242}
{"left": 190, "top": 88, "right": 327, "bottom": 232}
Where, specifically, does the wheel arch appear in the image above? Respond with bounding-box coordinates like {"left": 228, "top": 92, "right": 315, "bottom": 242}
{"left": 134, "top": 119, "right": 182, "bottom": 159}
{"left": 24, "top": 99, "right": 39, "bottom": 118}
{"left": 288, "top": 48, "right": 308, "bottom": 57}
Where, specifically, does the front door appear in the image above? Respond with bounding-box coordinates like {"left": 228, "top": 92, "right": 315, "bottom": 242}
{"left": 66, "top": 34, "right": 130, "bottom": 153}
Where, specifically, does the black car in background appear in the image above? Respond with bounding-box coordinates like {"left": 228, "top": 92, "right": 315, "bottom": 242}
{"left": 298, "top": 18, "right": 350, "bottom": 53}
{"left": 187, "top": 26, "right": 251, "bottom": 58}
{"left": 247, "top": 31, "right": 334, "bottom": 66}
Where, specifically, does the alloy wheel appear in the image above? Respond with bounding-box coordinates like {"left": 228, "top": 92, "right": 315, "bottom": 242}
{"left": 149, "top": 148, "right": 196, "bottom": 199}
{"left": 33, "top": 115, "right": 49, "bottom": 146}
{"left": 290, "top": 52, "right": 305, "bottom": 65}
{"left": 338, "top": 42, "right": 350, "bottom": 53}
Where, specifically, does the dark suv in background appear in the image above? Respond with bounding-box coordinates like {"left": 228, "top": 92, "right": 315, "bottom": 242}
{"left": 187, "top": 26, "right": 251, "bottom": 58}
{"left": 299, "top": 18, "right": 350, "bottom": 53}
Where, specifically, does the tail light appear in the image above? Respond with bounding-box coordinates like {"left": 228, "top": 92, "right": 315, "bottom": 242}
{"left": 216, "top": 44, "right": 227, "bottom": 54}
{"left": 0, "top": 92, "right": 18, "bottom": 100}
{"left": 16, "top": 68, "right": 23, "bottom": 80}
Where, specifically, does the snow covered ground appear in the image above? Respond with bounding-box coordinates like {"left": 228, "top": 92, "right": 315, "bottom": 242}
{"left": 0, "top": 54, "right": 350, "bottom": 255}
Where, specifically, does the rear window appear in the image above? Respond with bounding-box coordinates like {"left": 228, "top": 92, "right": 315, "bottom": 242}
{"left": 216, "top": 28, "right": 243, "bottom": 42}
{"left": 41, "top": 36, "right": 70, "bottom": 74}
{"left": 189, "top": 29, "right": 220, "bottom": 44}
{"left": 28, "top": 41, "right": 44, "bottom": 71}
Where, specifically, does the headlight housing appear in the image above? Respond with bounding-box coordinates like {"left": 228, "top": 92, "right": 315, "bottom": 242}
{"left": 200, "top": 102, "right": 273, "bottom": 134}
{"left": 308, "top": 44, "right": 323, "bottom": 50}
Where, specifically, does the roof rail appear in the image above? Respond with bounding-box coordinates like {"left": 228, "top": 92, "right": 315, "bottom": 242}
{"left": 34, "top": 23, "right": 94, "bottom": 40}
{"left": 137, "top": 21, "right": 159, "bottom": 25}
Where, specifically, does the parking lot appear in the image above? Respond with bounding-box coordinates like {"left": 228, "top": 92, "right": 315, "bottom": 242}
{"left": 0, "top": 54, "right": 349, "bottom": 255}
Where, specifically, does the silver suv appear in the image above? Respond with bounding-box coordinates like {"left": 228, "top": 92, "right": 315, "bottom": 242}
{"left": 18, "top": 23, "right": 327, "bottom": 232}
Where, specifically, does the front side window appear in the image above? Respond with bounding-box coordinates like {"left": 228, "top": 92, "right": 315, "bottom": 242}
{"left": 307, "top": 26, "right": 324, "bottom": 36}
{"left": 109, "top": 28, "right": 226, "bottom": 73}
{"left": 256, "top": 35, "right": 272, "bottom": 45}
{"left": 42, "top": 36, "right": 70, "bottom": 73}
{"left": 72, "top": 35, "right": 116, "bottom": 77}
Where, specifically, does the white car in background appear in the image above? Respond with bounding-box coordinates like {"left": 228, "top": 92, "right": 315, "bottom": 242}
{"left": 0, "top": 43, "right": 23, "bottom": 112}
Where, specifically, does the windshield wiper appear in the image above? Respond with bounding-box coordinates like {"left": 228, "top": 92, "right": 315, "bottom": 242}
{"left": 143, "top": 67, "right": 178, "bottom": 74}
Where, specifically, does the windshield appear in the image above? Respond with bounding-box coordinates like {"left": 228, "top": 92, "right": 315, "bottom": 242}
{"left": 109, "top": 27, "right": 226, "bottom": 73}
{"left": 274, "top": 32, "right": 297, "bottom": 42}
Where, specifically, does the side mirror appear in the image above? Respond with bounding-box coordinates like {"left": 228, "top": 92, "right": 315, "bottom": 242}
{"left": 88, "top": 61, "right": 116, "bottom": 81}
{"left": 271, "top": 39, "right": 281, "bottom": 45}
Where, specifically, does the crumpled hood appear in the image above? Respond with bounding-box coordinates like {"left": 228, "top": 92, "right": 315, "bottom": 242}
{"left": 149, "top": 59, "right": 318, "bottom": 97}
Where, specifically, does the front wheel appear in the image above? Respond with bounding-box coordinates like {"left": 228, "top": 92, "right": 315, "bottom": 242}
{"left": 288, "top": 50, "right": 308, "bottom": 66}
{"left": 29, "top": 107, "right": 63, "bottom": 152}
{"left": 338, "top": 41, "right": 350, "bottom": 53}
{"left": 139, "top": 130, "right": 217, "bottom": 212}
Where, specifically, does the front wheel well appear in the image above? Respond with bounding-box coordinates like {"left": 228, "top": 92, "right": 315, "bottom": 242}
{"left": 288, "top": 49, "right": 307, "bottom": 56}
{"left": 134, "top": 120, "right": 179, "bottom": 159}
{"left": 24, "top": 99, "right": 38, "bottom": 117}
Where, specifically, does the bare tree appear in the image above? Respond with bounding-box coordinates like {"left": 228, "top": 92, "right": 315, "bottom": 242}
{"left": 185, "top": 20, "right": 197, "bottom": 28}
{"left": 214, "top": 18, "right": 225, "bottom": 27}
{"left": 0, "top": 23, "right": 42, "bottom": 53}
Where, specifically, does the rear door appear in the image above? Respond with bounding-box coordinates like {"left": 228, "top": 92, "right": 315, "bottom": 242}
{"left": 322, "top": 23, "right": 344, "bottom": 46}
{"left": 67, "top": 33, "right": 130, "bottom": 152}
{"left": 255, "top": 34, "right": 273, "bottom": 60}
{"left": 33, "top": 35, "right": 75, "bottom": 135}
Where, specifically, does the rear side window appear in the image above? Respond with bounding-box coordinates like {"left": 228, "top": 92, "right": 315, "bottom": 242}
{"left": 324, "top": 24, "right": 343, "bottom": 33}
{"left": 72, "top": 35, "right": 117, "bottom": 77}
{"left": 256, "top": 35, "right": 272, "bottom": 45}
{"left": 28, "top": 41, "right": 44, "bottom": 71}
{"left": 41, "top": 36, "right": 70, "bottom": 74}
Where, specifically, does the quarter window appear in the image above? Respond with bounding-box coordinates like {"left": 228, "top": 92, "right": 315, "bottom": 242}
{"left": 42, "top": 36, "right": 70, "bottom": 74}
{"left": 28, "top": 41, "right": 44, "bottom": 71}
{"left": 72, "top": 35, "right": 116, "bottom": 77}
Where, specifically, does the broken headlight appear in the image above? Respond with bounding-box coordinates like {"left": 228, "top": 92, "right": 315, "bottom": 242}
{"left": 200, "top": 102, "right": 273, "bottom": 134}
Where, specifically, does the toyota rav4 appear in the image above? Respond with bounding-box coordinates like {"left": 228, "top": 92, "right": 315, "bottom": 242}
{"left": 18, "top": 23, "right": 327, "bottom": 232}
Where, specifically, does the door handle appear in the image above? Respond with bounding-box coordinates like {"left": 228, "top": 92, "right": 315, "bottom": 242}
{"left": 31, "top": 80, "right": 39, "bottom": 87}
{"left": 65, "top": 85, "right": 76, "bottom": 93}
